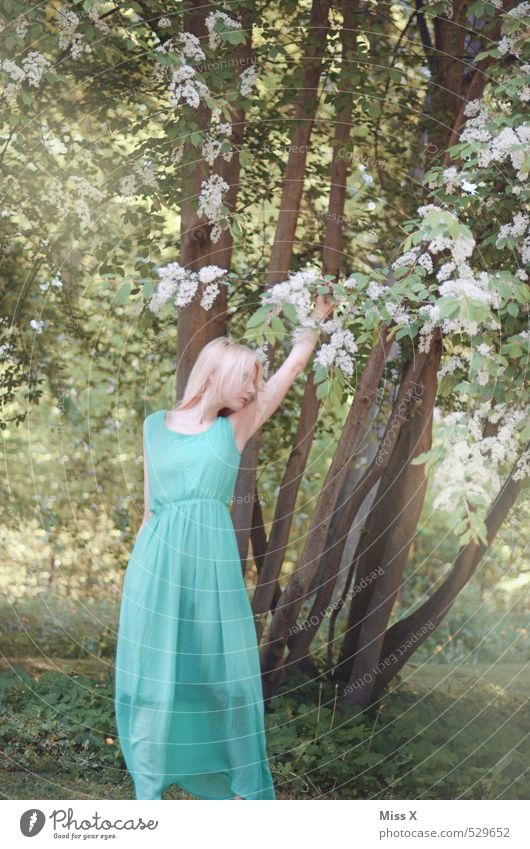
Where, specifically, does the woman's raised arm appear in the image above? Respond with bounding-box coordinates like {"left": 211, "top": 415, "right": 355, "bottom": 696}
{"left": 232, "top": 290, "right": 337, "bottom": 446}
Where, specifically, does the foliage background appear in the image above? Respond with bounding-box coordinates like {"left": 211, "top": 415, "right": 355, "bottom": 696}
{"left": 1, "top": 0, "right": 529, "bottom": 800}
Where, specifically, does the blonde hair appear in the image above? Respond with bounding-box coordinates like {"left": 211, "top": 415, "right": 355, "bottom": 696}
{"left": 173, "top": 335, "right": 264, "bottom": 417}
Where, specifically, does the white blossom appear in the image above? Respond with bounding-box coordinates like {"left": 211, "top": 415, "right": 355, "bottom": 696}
{"left": 463, "top": 99, "right": 481, "bottom": 118}
{"left": 46, "top": 175, "right": 105, "bottom": 230}
{"left": 155, "top": 33, "right": 208, "bottom": 109}
{"left": 262, "top": 267, "right": 319, "bottom": 323}
{"left": 314, "top": 327, "right": 358, "bottom": 376}
{"left": 239, "top": 64, "right": 258, "bottom": 96}
{"left": 179, "top": 32, "right": 206, "bottom": 61}
{"left": 120, "top": 174, "right": 137, "bottom": 198}
{"left": 201, "top": 122, "right": 233, "bottom": 166}
{"left": 428, "top": 236, "right": 453, "bottom": 254}
{"left": 514, "top": 447, "right": 530, "bottom": 481}
{"left": 197, "top": 173, "right": 229, "bottom": 241}
{"left": 198, "top": 265, "right": 227, "bottom": 284}
{"left": 205, "top": 11, "right": 242, "bottom": 50}
{"left": 367, "top": 281, "right": 384, "bottom": 299}
{"left": 133, "top": 158, "right": 159, "bottom": 190}
{"left": 200, "top": 282, "right": 221, "bottom": 310}
{"left": 88, "top": 3, "right": 111, "bottom": 32}
{"left": 149, "top": 263, "right": 228, "bottom": 315}
{"left": 496, "top": 212, "right": 529, "bottom": 247}
{"left": 436, "top": 261, "right": 455, "bottom": 281}
{"left": 392, "top": 247, "right": 420, "bottom": 269}
{"left": 433, "top": 405, "right": 527, "bottom": 514}
{"left": 417, "top": 252, "right": 433, "bottom": 273}
{"left": 15, "top": 17, "right": 29, "bottom": 38}
{"left": 1, "top": 51, "right": 51, "bottom": 105}
{"left": 438, "top": 355, "right": 466, "bottom": 379}
{"left": 442, "top": 166, "right": 460, "bottom": 194}
{"left": 39, "top": 274, "right": 63, "bottom": 292}
{"left": 56, "top": 8, "right": 88, "bottom": 57}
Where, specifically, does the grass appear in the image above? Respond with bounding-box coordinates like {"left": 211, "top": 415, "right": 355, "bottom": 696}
{"left": 1, "top": 595, "right": 528, "bottom": 800}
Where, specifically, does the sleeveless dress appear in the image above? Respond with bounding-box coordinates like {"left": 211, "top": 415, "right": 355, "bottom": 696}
{"left": 114, "top": 409, "right": 276, "bottom": 800}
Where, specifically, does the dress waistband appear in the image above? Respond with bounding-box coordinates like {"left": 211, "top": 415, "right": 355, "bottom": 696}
{"left": 154, "top": 496, "right": 229, "bottom": 511}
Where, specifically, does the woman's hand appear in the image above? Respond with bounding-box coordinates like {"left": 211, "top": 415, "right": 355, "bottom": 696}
{"left": 313, "top": 284, "right": 338, "bottom": 321}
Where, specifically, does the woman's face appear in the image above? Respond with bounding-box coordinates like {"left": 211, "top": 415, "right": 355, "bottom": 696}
{"left": 226, "top": 365, "right": 256, "bottom": 410}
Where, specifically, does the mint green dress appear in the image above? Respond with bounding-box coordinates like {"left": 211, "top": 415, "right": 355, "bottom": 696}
{"left": 114, "top": 410, "right": 276, "bottom": 800}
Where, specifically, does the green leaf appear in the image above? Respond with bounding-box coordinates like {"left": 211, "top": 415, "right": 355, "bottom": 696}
{"left": 246, "top": 304, "right": 272, "bottom": 328}
{"left": 330, "top": 381, "right": 343, "bottom": 405}
{"left": 313, "top": 365, "right": 328, "bottom": 384}
{"left": 114, "top": 282, "right": 132, "bottom": 305}
{"left": 519, "top": 421, "right": 530, "bottom": 440}
{"left": 282, "top": 302, "right": 298, "bottom": 323}
{"left": 225, "top": 29, "right": 247, "bottom": 45}
{"left": 142, "top": 280, "right": 155, "bottom": 299}
{"left": 316, "top": 380, "right": 330, "bottom": 400}
{"left": 410, "top": 450, "right": 432, "bottom": 466}
{"left": 239, "top": 149, "right": 252, "bottom": 167}
{"left": 271, "top": 315, "right": 286, "bottom": 335}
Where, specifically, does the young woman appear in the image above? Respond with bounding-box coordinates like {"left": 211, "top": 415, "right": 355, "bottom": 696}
{"left": 114, "top": 290, "right": 336, "bottom": 800}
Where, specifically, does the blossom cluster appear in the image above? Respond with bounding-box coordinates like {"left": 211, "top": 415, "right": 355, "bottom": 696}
{"left": 148, "top": 263, "right": 228, "bottom": 316}
{"left": 155, "top": 32, "right": 208, "bottom": 109}
{"left": 1, "top": 52, "right": 51, "bottom": 107}
{"left": 239, "top": 65, "right": 258, "bottom": 96}
{"left": 432, "top": 403, "right": 529, "bottom": 515}
{"left": 260, "top": 267, "right": 361, "bottom": 375}
{"left": 497, "top": 1, "right": 530, "bottom": 58}
{"left": 197, "top": 173, "right": 230, "bottom": 242}
{"left": 313, "top": 320, "right": 359, "bottom": 375}
{"left": 56, "top": 8, "right": 90, "bottom": 58}
{"left": 201, "top": 120, "right": 233, "bottom": 166}
{"left": 119, "top": 158, "right": 160, "bottom": 199}
{"left": 261, "top": 267, "right": 318, "bottom": 320}
{"left": 46, "top": 175, "right": 106, "bottom": 230}
{"left": 205, "top": 11, "right": 242, "bottom": 50}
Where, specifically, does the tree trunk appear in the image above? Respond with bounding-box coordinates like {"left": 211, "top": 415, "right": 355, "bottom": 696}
{"left": 209, "top": 5, "right": 254, "bottom": 344}
{"left": 260, "top": 325, "right": 395, "bottom": 700}
{"left": 366, "top": 454, "right": 528, "bottom": 704}
{"left": 252, "top": 369, "right": 321, "bottom": 637}
{"left": 340, "top": 332, "right": 442, "bottom": 706}
{"left": 231, "top": 0, "right": 331, "bottom": 571}
{"left": 252, "top": 0, "right": 360, "bottom": 637}
{"left": 176, "top": 1, "right": 214, "bottom": 396}
{"left": 285, "top": 346, "right": 430, "bottom": 669}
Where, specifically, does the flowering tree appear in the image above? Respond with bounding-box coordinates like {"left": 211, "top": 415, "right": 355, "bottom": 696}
{"left": 1, "top": 0, "right": 528, "bottom": 710}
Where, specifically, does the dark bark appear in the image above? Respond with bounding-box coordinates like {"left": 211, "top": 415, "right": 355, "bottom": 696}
{"left": 260, "top": 325, "right": 396, "bottom": 700}
{"left": 252, "top": 0, "right": 360, "bottom": 642}
{"left": 231, "top": 0, "right": 331, "bottom": 565}
{"left": 322, "top": 0, "right": 360, "bottom": 275}
{"left": 176, "top": 1, "right": 214, "bottom": 395}
{"left": 252, "top": 369, "right": 321, "bottom": 640}
{"left": 365, "top": 453, "right": 528, "bottom": 704}
{"left": 442, "top": 9, "right": 504, "bottom": 165}
{"left": 340, "top": 333, "right": 442, "bottom": 706}
{"left": 285, "top": 347, "right": 430, "bottom": 668}
{"left": 267, "top": 0, "right": 332, "bottom": 284}
{"left": 208, "top": 6, "right": 255, "bottom": 344}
